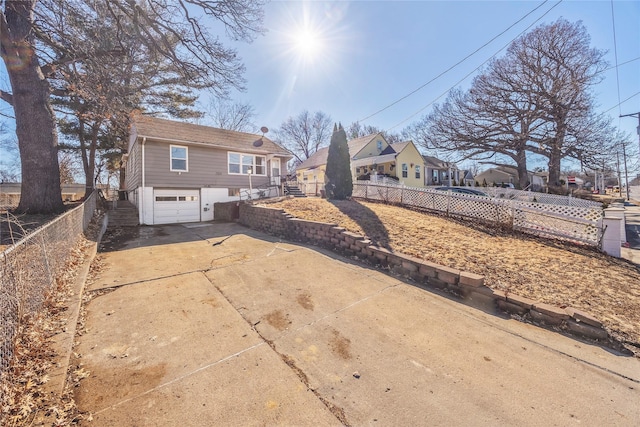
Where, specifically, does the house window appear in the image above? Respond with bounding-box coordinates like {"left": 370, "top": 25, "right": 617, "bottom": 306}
{"left": 432, "top": 170, "right": 439, "bottom": 182}
{"left": 255, "top": 156, "right": 265, "bottom": 175}
{"left": 170, "top": 145, "right": 188, "bottom": 172}
{"left": 377, "top": 140, "right": 383, "bottom": 152}
{"left": 415, "top": 165, "right": 421, "bottom": 179}
{"left": 378, "top": 165, "right": 384, "bottom": 173}
{"left": 228, "top": 188, "right": 240, "bottom": 197}
{"left": 228, "top": 152, "right": 266, "bottom": 175}
{"left": 402, "top": 163, "right": 408, "bottom": 178}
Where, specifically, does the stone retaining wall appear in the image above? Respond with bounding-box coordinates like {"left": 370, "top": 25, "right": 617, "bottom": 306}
{"left": 239, "top": 203, "right": 610, "bottom": 343}
{"left": 214, "top": 201, "right": 240, "bottom": 222}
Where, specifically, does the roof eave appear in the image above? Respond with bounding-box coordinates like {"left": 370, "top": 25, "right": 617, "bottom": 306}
{"left": 136, "top": 134, "right": 291, "bottom": 157}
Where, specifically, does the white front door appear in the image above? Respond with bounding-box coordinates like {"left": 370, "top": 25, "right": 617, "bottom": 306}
{"left": 153, "top": 189, "right": 200, "bottom": 224}
{"left": 271, "top": 158, "right": 281, "bottom": 185}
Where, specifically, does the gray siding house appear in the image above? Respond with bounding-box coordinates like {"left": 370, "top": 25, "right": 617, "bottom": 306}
{"left": 423, "top": 156, "right": 461, "bottom": 186}
{"left": 124, "top": 115, "right": 292, "bottom": 225}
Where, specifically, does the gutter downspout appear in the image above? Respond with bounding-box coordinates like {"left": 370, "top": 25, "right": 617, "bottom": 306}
{"left": 141, "top": 137, "right": 146, "bottom": 224}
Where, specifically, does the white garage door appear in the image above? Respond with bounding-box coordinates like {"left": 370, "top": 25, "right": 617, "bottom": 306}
{"left": 153, "top": 189, "right": 200, "bottom": 224}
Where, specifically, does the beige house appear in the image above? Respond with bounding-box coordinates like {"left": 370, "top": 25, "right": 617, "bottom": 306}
{"left": 475, "top": 166, "right": 546, "bottom": 190}
{"left": 296, "top": 133, "right": 426, "bottom": 188}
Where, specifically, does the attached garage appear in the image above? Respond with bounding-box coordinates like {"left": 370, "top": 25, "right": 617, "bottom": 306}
{"left": 153, "top": 189, "right": 201, "bottom": 224}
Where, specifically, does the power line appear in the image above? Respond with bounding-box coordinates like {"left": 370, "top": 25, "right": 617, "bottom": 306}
{"left": 604, "top": 92, "right": 640, "bottom": 114}
{"left": 610, "top": 0, "right": 622, "bottom": 117}
{"left": 385, "top": 0, "right": 563, "bottom": 131}
{"left": 603, "top": 56, "right": 640, "bottom": 72}
{"left": 356, "top": 0, "right": 558, "bottom": 124}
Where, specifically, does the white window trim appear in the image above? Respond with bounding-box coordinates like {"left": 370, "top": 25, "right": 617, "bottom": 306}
{"left": 227, "top": 151, "right": 267, "bottom": 176}
{"left": 170, "top": 144, "right": 188, "bottom": 172}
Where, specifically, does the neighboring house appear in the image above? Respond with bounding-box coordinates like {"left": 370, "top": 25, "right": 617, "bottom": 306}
{"left": 460, "top": 170, "right": 475, "bottom": 186}
{"left": 563, "top": 175, "right": 585, "bottom": 189}
{"left": 124, "top": 115, "right": 292, "bottom": 225}
{"left": 295, "top": 133, "right": 426, "bottom": 188}
{"left": 423, "top": 156, "right": 461, "bottom": 186}
{"left": 475, "top": 166, "right": 546, "bottom": 191}
{"left": 0, "top": 182, "right": 87, "bottom": 209}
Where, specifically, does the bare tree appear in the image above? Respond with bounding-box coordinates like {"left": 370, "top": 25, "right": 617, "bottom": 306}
{"left": 206, "top": 99, "right": 256, "bottom": 132}
{"left": 58, "top": 151, "right": 81, "bottom": 184}
{"left": 53, "top": 4, "right": 206, "bottom": 197}
{"left": 409, "top": 19, "right": 613, "bottom": 192}
{"left": 274, "top": 111, "right": 333, "bottom": 164}
{"left": 1, "top": 1, "right": 64, "bottom": 213}
{"left": 0, "top": 0, "right": 266, "bottom": 213}
{"left": 508, "top": 19, "right": 610, "bottom": 190}
{"left": 346, "top": 122, "right": 403, "bottom": 144}
{"left": 0, "top": 126, "right": 20, "bottom": 182}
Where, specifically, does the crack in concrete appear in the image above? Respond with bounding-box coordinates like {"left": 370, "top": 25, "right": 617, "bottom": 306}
{"left": 209, "top": 269, "right": 353, "bottom": 427}
{"left": 92, "top": 337, "right": 266, "bottom": 416}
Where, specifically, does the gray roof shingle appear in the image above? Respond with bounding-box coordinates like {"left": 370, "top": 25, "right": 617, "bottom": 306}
{"left": 296, "top": 133, "right": 381, "bottom": 170}
{"left": 131, "top": 115, "right": 292, "bottom": 157}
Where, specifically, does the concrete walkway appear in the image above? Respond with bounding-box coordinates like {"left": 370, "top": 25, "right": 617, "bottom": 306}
{"left": 621, "top": 187, "right": 640, "bottom": 266}
{"left": 73, "top": 222, "right": 640, "bottom": 426}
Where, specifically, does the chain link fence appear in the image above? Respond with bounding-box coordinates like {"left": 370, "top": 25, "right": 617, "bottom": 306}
{"left": 0, "top": 191, "right": 101, "bottom": 375}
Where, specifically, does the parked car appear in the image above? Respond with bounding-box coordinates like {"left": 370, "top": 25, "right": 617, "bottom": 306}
{"left": 434, "top": 187, "right": 488, "bottom": 196}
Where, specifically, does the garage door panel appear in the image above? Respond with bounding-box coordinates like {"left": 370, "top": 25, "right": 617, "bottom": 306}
{"left": 153, "top": 189, "right": 200, "bottom": 224}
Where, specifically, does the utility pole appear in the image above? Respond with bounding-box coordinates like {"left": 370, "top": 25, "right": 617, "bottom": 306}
{"left": 622, "top": 143, "right": 630, "bottom": 201}
{"left": 620, "top": 111, "right": 640, "bottom": 163}
{"left": 616, "top": 151, "right": 622, "bottom": 196}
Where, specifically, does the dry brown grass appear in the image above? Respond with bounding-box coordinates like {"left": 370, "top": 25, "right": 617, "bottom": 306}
{"left": 266, "top": 198, "right": 640, "bottom": 354}
{"left": 0, "top": 215, "right": 101, "bottom": 426}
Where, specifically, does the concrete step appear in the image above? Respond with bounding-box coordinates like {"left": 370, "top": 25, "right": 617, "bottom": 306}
{"left": 108, "top": 208, "right": 139, "bottom": 227}
{"left": 285, "top": 185, "right": 307, "bottom": 198}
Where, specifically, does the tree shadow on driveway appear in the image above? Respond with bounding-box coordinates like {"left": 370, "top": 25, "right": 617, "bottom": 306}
{"left": 330, "top": 199, "right": 391, "bottom": 249}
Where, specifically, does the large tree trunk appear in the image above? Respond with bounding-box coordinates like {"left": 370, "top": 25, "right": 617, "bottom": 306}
{"left": 4, "top": 1, "right": 63, "bottom": 214}
{"left": 77, "top": 119, "right": 99, "bottom": 198}
{"left": 515, "top": 148, "right": 529, "bottom": 190}
{"left": 547, "top": 121, "right": 566, "bottom": 194}
{"left": 547, "top": 148, "right": 563, "bottom": 194}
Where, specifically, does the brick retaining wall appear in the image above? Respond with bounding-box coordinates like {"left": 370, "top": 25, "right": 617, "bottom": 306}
{"left": 239, "top": 203, "right": 610, "bottom": 344}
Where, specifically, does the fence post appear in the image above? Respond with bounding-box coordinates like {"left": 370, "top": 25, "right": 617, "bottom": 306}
{"left": 400, "top": 184, "right": 404, "bottom": 204}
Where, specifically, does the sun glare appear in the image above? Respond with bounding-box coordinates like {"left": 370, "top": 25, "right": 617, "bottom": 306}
{"left": 292, "top": 28, "right": 323, "bottom": 60}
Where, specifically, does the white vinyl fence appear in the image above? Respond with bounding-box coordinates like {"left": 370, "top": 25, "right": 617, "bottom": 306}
{"left": 352, "top": 183, "right": 604, "bottom": 246}
{"left": 481, "top": 187, "right": 602, "bottom": 208}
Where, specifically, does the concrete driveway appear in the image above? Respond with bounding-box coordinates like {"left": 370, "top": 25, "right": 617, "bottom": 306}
{"left": 74, "top": 222, "right": 640, "bottom": 426}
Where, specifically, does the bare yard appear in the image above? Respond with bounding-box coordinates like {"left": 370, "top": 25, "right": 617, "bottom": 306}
{"left": 266, "top": 198, "right": 640, "bottom": 354}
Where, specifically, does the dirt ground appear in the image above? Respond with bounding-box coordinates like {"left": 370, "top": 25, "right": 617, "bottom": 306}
{"left": 265, "top": 198, "right": 640, "bottom": 354}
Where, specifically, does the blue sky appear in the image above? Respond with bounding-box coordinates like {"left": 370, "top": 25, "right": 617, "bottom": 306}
{"left": 1, "top": 1, "right": 639, "bottom": 177}
{"left": 212, "top": 0, "right": 639, "bottom": 169}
